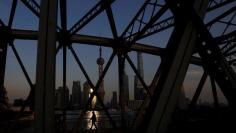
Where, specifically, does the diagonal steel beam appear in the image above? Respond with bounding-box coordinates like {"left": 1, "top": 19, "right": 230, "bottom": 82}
{"left": 104, "top": 1, "right": 118, "bottom": 38}
{"left": 0, "top": 19, "right": 4, "bottom": 26}
{"left": 71, "top": 51, "right": 117, "bottom": 133}
{"left": 141, "top": 0, "right": 210, "bottom": 132}
{"left": 123, "top": 0, "right": 236, "bottom": 41}
{"left": 10, "top": 42, "right": 34, "bottom": 88}
{"left": 69, "top": 0, "right": 115, "bottom": 35}
{"left": 69, "top": 45, "right": 94, "bottom": 88}
{"left": 222, "top": 43, "right": 236, "bottom": 55}
{"left": 69, "top": 46, "right": 116, "bottom": 129}
{"left": 228, "top": 58, "right": 236, "bottom": 65}
{"left": 125, "top": 54, "right": 151, "bottom": 96}
{"left": 56, "top": 0, "right": 115, "bottom": 53}
{"left": 215, "top": 30, "right": 236, "bottom": 44}
{"left": 134, "top": 16, "right": 174, "bottom": 40}
{"left": 206, "top": 6, "right": 236, "bottom": 26}
{"left": 20, "top": 0, "right": 40, "bottom": 17}
{"left": 221, "top": 12, "right": 236, "bottom": 35}
{"left": 0, "top": 0, "right": 18, "bottom": 104}
{"left": 122, "top": 1, "right": 169, "bottom": 45}
{"left": 9, "top": 42, "right": 35, "bottom": 129}
{"left": 192, "top": 2, "right": 236, "bottom": 108}
{"left": 126, "top": 5, "right": 169, "bottom": 46}
{"left": 8, "top": 0, "right": 18, "bottom": 28}
{"left": 207, "top": 0, "right": 235, "bottom": 12}
{"left": 132, "top": 63, "right": 163, "bottom": 130}
{"left": 20, "top": 0, "right": 61, "bottom": 31}
{"left": 189, "top": 72, "right": 208, "bottom": 110}
{"left": 121, "top": 0, "right": 152, "bottom": 38}
{"left": 224, "top": 50, "right": 236, "bottom": 57}
{"left": 210, "top": 75, "right": 219, "bottom": 108}
{"left": 131, "top": 0, "right": 236, "bottom": 41}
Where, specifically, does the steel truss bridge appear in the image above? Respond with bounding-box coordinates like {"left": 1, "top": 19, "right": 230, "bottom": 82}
{"left": 0, "top": 0, "right": 236, "bottom": 133}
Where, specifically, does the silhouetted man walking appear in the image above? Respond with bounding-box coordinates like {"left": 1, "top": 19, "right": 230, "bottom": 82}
{"left": 90, "top": 111, "right": 97, "bottom": 130}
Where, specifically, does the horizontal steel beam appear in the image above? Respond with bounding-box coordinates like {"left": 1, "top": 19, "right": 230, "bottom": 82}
{"left": 9, "top": 29, "right": 164, "bottom": 54}
{"left": 8, "top": 29, "right": 202, "bottom": 65}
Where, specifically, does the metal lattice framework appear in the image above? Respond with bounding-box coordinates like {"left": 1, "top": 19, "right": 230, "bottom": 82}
{"left": 0, "top": 0, "right": 236, "bottom": 133}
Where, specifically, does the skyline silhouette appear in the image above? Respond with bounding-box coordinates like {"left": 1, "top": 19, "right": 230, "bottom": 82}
{"left": 0, "top": 0, "right": 233, "bottom": 104}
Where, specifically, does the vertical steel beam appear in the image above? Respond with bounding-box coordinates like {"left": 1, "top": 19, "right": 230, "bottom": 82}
{"left": 0, "top": 36, "right": 8, "bottom": 91}
{"left": 0, "top": 40, "right": 8, "bottom": 107}
{"left": 118, "top": 54, "right": 126, "bottom": 128}
{"left": 141, "top": 0, "right": 209, "bottom": 133}
{"left": 60, "top": 0, "right": 68, "bottom": 131}
{"left": 62, "top": 43, "right": 67, "bottom": 132}
{"left": 35, "top": 0, "right": 58, "bottom": 133}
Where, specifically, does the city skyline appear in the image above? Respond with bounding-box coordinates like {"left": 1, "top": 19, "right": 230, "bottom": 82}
{"left": 1, "top": 0, "right": 232, "bottom": 104}
{"left": 0, "top": 0, "right": 235, "bottom": 132}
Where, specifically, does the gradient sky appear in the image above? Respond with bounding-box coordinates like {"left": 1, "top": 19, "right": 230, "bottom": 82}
{"left": 1, "top": 0, "right": 235, "bottom": 104}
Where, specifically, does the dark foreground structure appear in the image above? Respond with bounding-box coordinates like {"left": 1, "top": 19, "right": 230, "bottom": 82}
{"left": 0, "top": 0, "right": 236, "bottom": 133}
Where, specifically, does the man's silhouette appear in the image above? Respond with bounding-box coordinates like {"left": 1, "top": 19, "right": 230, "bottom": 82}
{"left": 90, "top": 111, "right": 97, "bottom": 130}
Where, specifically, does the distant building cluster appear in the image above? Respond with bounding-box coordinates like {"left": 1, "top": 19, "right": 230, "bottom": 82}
{"left": 8, "top": 51, "right": 189, "bottom": 111}
{"left": 55, "top": 52, "right": 148, "bottom": 111}
{"left": 71, "top": 81, "right": 82, "bottom": 108}
{"left": 55, "top": 81, "right": 91, "bottom": 110}
{"left": 55, "top": 86, "right": 70, "bottom": 109}
{"left": 109, "top": 52, "right": 146, "bottom": 110}
{"left": 0, "top": 86, "right": 9, "bottom": 111}
{"left": 6, "top": 51, "right": 188, "bottom": 111}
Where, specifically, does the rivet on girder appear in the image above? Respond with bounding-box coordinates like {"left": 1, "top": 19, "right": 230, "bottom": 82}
{"left": 225, "top": 77, "right": 229, "bottom": 80}
{"left": 202, "top": 41, "right": 206, "bottom": 46}
{"left": 207, "top": 50, "right": 212, "bottom": 54}
{"left": 176, "top": 3, "right": 180, "bottom": 7}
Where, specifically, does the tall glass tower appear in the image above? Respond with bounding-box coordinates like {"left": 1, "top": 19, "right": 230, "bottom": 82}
{"left": 134, "top": 52, "right": 145, "bottom": 100}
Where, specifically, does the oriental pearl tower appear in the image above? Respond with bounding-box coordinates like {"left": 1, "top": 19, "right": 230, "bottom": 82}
{"left": 97, "top": 46, "right": 105, "bottom": 102}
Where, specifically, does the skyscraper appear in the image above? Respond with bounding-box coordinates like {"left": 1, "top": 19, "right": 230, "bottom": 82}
{"left": 123, "top": 71, "right": 129, "bottom": 103}
{"left": 97, "top": 46, "right": 105, "bottom": 102}
{"left": 71, "top": 81, "right": 82, "bottom": 108}
{"left": 55, "top": 86, "right": 69, "bottom": 109}
{"left": 83, "top": 81, "right": 90, "bottom": 107}
{"left": 111, "top": 91, "right": 118, "bottom": 109}
{"left": 134, "top": 52, "right": 146, "bottom": 100}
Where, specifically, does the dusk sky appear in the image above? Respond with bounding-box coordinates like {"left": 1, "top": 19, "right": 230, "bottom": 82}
{"left": 1, "top": 0, "right": 235, "bottom": 104}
